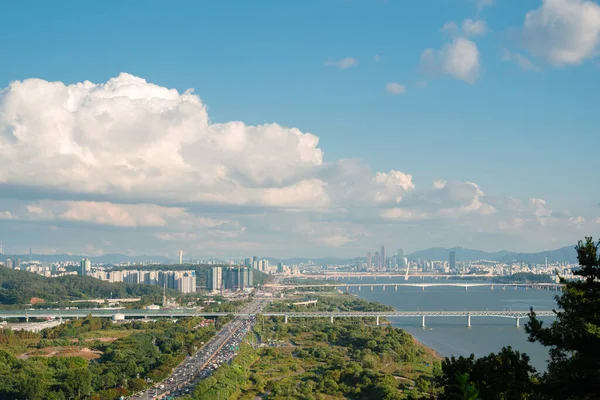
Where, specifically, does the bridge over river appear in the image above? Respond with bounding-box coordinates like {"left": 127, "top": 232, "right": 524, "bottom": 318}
{"left": 263, "top": 282, "right": 563, "bottom": 292}
{"left": 0, "top": 309, "right": 556, "bottom": 328}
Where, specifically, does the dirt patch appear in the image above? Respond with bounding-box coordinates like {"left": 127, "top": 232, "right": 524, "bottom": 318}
{"left": 18, "top": 346, "right": 103, "bottom": 360}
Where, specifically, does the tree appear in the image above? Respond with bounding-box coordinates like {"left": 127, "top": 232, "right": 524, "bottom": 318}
{"left": 435, "top": 347, "right": 534, "bottom": 400}
{"left": 451, "top": 373, "right": 480, "bottom": 400}
{"left": 526, "top": 236, "right": 600, "bottom": 399}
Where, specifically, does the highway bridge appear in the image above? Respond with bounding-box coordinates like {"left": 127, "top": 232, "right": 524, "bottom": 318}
{"left": 263, "top": 282, "right": 563, "bottom": 291}
{"left": 0, "top": 309, "right": 556, "bottom": 327}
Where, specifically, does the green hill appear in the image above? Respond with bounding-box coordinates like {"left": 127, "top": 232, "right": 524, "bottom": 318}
{"left": 0, "top": 267, "right": 165, "bottom": 305}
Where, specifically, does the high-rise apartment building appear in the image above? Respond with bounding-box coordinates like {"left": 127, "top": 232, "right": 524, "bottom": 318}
{"left": 6, "top": 258, "right": 13, "bottom": 269}
{"left": 80, "top": 258, "right": 91, "bottom": 276}
{"left": 397, "top": 248, "right": 404, "bottom": 268}
{"left": 380, "top": 245, "right": 386, "bottom": 271}
{"left": 222, "top": 267, "right": 253, "bottom": 290}
{"left": 449, "top": 251, "right": 456, "bottom": 270}
{"left": 366, "top": 252, "right": 372, "bottom": 270}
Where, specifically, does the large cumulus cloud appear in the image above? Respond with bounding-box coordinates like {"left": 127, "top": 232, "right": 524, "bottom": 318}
{"left": 0, "top": 73, "right": 596, "bottom": 256}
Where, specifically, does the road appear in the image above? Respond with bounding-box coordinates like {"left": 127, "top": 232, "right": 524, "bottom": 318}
{"left": 129, "top": 298, "right": 268, "bottom": 400}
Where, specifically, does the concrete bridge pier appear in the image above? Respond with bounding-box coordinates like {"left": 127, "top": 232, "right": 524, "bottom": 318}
{"left": 515, "top": 285, "right": 518, "bottom": 290}
{"left": 467, "top": 314, "right": 471, "bottom": 328}
{"left": 394, "top": 285, "right": 398, "bottom": 291}
{"left": 502, "top": 285, "right": 506, "bottom": 291}
{"left": 515, "top": 317, "right": 520, "bottom": 328}
{"left": 382, "top": 285, "right": 386, "bottom": 291}
{"left": 346, "top": 286, "right": 349, "bottom": 293}
{"left": 330, "top": 316, "right": 334, "bottom": 323}
{"left": 284, "top": 315, "right": 288, "bottom": 324}
{"left": 464, "top": 286, "right": 468, "bottom": 291}
{"left": 376, "top": 316, "right": 380, "bottom": 326}
{"left": 358, "top": 286, "right": 361, "bottom": 291}
{"left": 421, "top": 286, "right": 425, "bottom": 291}
{"left": 490, "top": 285, "right": 494, "bottom": 290}
{"left": 371, "top": 285, "right": 374, "bottom": 291}
{"left": 421, "top": 315, "right": 426, "bottom": 328}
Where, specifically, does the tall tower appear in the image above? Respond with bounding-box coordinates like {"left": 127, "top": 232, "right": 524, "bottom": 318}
{"left": 449, "top": 251, "right": 456, "bottom": 270}
{"left": 397, "top": 248, "right": 404, "bottom": 268}
{"left": 381, "top": 245, "right": 386, "bottom": 271}
{"left": 367, "top": 252, "right": 372, "bottom": 270}
{"left": 178, "top": 250, "right": 183, "bottom": 265}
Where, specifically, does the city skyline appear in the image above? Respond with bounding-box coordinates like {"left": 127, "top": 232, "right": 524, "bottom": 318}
{"left": 1, "top": 0, "right": 600, "bottom": 257}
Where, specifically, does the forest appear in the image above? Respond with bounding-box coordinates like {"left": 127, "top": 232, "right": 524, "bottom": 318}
{"left": 0, "top": 315, "right": 221, "bottom": 400}
{"left": 194, "top": 295, "right": 438, "bottom": 399}
{"left": 0, "top": 267, "right": 166, "bottom": 306}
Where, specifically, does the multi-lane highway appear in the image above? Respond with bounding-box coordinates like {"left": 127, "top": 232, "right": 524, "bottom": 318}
{"left": 129, "top": 298, "right": 268, "bottom": 400}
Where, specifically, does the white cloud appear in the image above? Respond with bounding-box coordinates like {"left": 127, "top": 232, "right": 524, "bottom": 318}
{"left": 324, "top": 57, "right": 358, "bottom": 69}
{"left": 519, "top": 0, "right": 600, "bottom": 66}
{"left": 595, "top": 218, "right": 600, "bottom": 224}
{"left": 462, "top": 19, "right": 488, "bottom": 37}
{"left": 501, "top": 49, "right": 541, "bottom": 72}
{"left": 441, "top": 21, "right": 460, "bottom": 36}
{"left": 568, "top": 216, "right": 586, "bottom": 226}
{"left": 475, "top": 0, "right": 495, "bottom": 13}
{"left": 0, "top": 73, "right": 325, "bottom": 209}
{"left": 421, "top": 37, "right": 481, "bottom": 83}
{"left": 374, "top": 54, "right": 381, "bottom": 62}
{"left": 385, "top": 82, "right": 406, "bottom": 94}
{"left": 0, "top": 73, "right": 593, "bottom": 256}
{"left": 3, "top": 200, "right": 187, "bottom": 227}
{"left": 442, "top": 19, "right": 488, "bottom": 38}
{"left": 415, "top": 80, "right": 428, "bottom": 89}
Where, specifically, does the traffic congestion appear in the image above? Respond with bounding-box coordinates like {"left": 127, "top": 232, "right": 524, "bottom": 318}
{"left": 128, "top": 297, "right": 268, "bottom": 400}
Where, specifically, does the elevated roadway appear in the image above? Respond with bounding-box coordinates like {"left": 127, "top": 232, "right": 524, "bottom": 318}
{"left": 0, "top": 309, "right": 556, "bottom": 328}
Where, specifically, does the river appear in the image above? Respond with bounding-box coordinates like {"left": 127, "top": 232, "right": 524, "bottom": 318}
{"left": 338, "top": 277, "right": 557, "bottom": 371}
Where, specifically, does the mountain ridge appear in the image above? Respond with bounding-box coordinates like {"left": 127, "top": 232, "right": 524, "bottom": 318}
{"left": 2, "top": 245, "right": 579, "bottom": 265}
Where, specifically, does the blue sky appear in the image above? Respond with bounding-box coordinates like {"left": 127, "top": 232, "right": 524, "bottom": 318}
{"left": 0, "top": 0, "right": 599, "bottom": 257}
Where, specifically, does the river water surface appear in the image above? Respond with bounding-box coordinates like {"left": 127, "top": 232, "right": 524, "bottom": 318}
{"left": 337, "top": 277, "right": 557, "bottom": 371}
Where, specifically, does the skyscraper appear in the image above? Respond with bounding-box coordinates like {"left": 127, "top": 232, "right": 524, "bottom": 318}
{"left": 6, "top": 258, "right": 13, "bottom": 269}
{"left": 449, "top": 251, "right": 456, "bottom": 270}
{"left": 366, "top": 252, "right": 372, "bottom": 270}
{"left": 380, "top": 245, "right": 386, "bottom": 271}
{"left": 374, "top": 252, "right": 380, "bottom": 269}
{"left": 80, "top": 258, "right": 91, "bottom": 275}
{"left": 207, "top": 267, "right": 222, "bottom": 292}
{"left": 397, "top": 248, "right": 404, "bottom": 268}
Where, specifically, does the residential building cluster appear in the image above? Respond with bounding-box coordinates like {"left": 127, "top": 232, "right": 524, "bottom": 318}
{"left": 206, "top": 266, "right": 253, "bottom": 292}
{"left": 90, "top": 269, "right": 197, "bottom": 293}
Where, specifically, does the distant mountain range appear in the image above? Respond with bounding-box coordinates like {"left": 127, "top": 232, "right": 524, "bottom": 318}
{"left": 406, "top": 246, "right": 577, "bottom": 264}
{"left": 2, "top": 245, "right": 579, "bottom": 265}
{"left": 267, "top": 245, "right": 578, "bottom": 265}
{"left": 1, "top": 253, "right": 173, "bottom": 264}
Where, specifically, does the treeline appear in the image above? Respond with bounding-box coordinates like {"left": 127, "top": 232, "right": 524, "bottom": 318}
{"left": 0, "top": 267, "right": 165, "bottom": 305}
{"left": 0, "top": 316, "right": 217, "bottom": 400}
{"left": 266, "top": 293, "right": 394, "bottom": 313}
{"left": 492, "top": 272, "right": 554, "bottom": 284}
